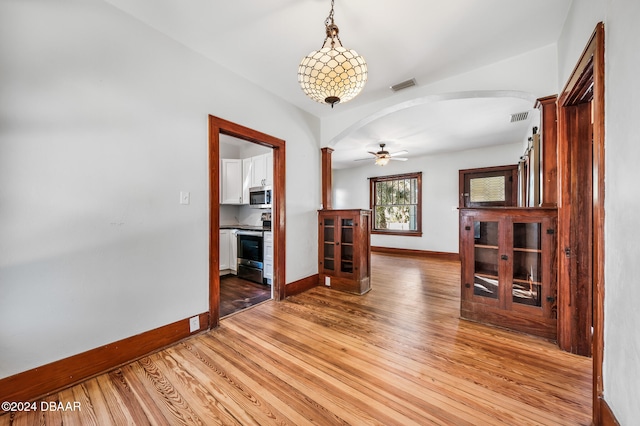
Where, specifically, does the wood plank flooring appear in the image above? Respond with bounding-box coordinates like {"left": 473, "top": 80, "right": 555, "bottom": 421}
{"left": 0, "top": 253, "right": 592, "bottom": 425}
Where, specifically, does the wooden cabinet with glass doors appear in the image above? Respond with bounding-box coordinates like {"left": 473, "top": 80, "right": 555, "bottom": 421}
{"left": 318, "top": 209, "right": 371, "bottom": 295}
{"left": 459, "top": 208, "right": 557, "bottom": 340}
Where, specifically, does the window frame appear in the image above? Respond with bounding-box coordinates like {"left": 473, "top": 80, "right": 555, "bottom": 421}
{"left": 458, "top": 165, "right": 518, "bottom": 208}
{"left": 369, "top": 172, "right": 422, "bottom": 237}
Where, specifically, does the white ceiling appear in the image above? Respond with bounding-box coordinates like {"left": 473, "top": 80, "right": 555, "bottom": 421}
{"left": 104, "top": 0, "right": 571, "bottom": 167}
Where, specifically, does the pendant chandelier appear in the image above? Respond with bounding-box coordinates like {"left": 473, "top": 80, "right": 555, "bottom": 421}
{"left": 297, "top": 0, "right": 368, "bottom": 108}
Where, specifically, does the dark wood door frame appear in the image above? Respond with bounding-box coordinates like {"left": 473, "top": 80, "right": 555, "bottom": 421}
{"left": 556, "top": 23, "right": 605, "bottom": 423}
{"left": 208, "top": 116, "right": 286, "bottom": 328}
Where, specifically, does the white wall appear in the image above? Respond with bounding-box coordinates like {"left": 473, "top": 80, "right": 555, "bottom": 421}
{"left": 556, "top": 0, "right": 606, "bottom": 88}
{"left": 334, "top": 143, "right": 523, "bottom": 253}
{"left": 603, "top": 3, "right": 640, "bottom": 421}
{"left": 0, "top": 0, "right": 320, "bottom": 378}
{"left": 321, "top": 44, "right": 559, "bottom": 147}
{"left": 558, "top": 1, "right": 640, "bottom": 423}
{"left": 329, "top": 39, "right": 558, "bottom": 256}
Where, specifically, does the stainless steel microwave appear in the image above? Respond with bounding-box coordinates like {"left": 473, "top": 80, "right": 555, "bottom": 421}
{"left": 249, "top": 186, "right": 271, "bottom": 208}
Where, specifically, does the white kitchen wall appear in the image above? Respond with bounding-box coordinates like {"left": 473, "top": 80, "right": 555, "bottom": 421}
{"left": 557, "top": 0, "right": 640, "bottom": 423}
{"left": 333, "top": 142, "right": 523, "bottom": 253}
{"left": 0, "top": 0, "right": 320, "bottom": 378}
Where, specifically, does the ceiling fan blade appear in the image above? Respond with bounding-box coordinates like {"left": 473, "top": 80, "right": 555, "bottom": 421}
{"left": 389, "top": 150, "right": 408, "bottom": 157}
{"left": 367, "top": 151, "right": 379, "bottom": 156}
{"left": 390, "top": 157, "right": 408, "bottom": 161}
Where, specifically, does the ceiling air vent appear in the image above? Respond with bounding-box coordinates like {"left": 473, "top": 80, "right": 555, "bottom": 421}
{"left": 510, "top": 111, "right": 529, "bottom": 123}
{"left": 390, "top": 78, "right": 417, "bottom": 92}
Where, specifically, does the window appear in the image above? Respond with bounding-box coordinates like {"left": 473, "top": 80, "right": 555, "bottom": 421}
{"left": 459, "top": 165, "right": 517, "bottom": 208}
{"left": 369, "top": 172, "right": 422, "bottom": 236}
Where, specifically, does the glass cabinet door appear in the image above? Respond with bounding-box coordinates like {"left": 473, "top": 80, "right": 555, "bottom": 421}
{"left": 322, "top": 218, "right": 335, "bottom": 272}
{"left": 512, "top": 222, "right": 542, "bottom": 307}
{"left": 340, "top": 218, "right": 354, "bottom": 274}
{"left": 473, "top": 221, "right": 499, "bottom": 299}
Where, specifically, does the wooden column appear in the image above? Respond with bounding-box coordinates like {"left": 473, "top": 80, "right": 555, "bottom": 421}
{"left": 321, "top": 147, "right": 334, "bottom": 210}
{"left": 536, "top": 95, "right": 559, "bottom": 207}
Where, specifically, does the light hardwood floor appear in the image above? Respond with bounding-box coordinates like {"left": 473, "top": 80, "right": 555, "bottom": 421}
{"left": 0, "top": 254, "right": 592, "bottom": 425}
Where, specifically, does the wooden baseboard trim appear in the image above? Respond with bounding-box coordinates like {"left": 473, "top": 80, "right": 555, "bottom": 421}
{"left": 285, "top": 274, "right": 319, "bottom": 297}
{"left": 0, "top": 312, "right": 210, "bottom": 403}
{"left": 599, "top": 398, "right": 620, "bottom": 426}
{"left": 372, "top": 246, "right": 460, "bottom": 262}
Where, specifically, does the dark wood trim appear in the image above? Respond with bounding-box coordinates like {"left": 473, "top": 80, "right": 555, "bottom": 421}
{"left": 208, "top": 116, "right": 287, "bottom": 330}
{"left": 208, "top": 119, "right": 221, "bottom": 328}
{"left": 0, "top": 312, "right": 209, "bottom": 403}
{"left": 591, "top": 23, "right": 606, "bottom": 426}
{"left": 321, "top": 147, "right": 334, "bottom": 210}
{"left": 599, "top": 398, "right": 620, "bottom": 426}
{"left": 285, "top": 274, "right": 319, "bottom": 297}
{"left": 458, "top": 164, "right": 520, "bottom": 175}
{"left": 557, "top": 23, "right": 605, "bottom": 424}
{"left": 535, "top": 95, "right": 558, "bottom": 207}
{"left": 372, "top": 230, "right": 423, "bottom": 237}
{"left": 371, "top": 246, "right": 459, "bottom": 262}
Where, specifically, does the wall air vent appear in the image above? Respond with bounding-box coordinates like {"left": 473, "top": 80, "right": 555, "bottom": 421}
{"left": 510, "top": 111, "right": 529, "bottom": 123}
{"left": 390, "top": 78, "right": 417, "bottom": 92}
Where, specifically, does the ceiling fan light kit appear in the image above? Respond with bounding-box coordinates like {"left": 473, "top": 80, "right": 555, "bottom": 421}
{"left": 375, "top": 156, "right": 390, "bottom": 166}
{"left": 355, "top": 143, "right": 409, "bottom": 166}
{"left": 298, "top": 0, "right": 367, "bottom": 108}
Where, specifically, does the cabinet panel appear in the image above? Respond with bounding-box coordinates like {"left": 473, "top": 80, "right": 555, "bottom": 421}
{"left": 265, "top": 154, "right": 273, "bottom": 186}
{"left": 219, "top": 230, "right": 231, "bottom": 271}
{"left": 318, "top": 210, "right": 371, "bottom": 294}
{"left": 263, "top": 231, "right": 273, "bottom": 284}
{"left": 230, "top": 230, "right": 238, "bottom": 272}
{"left": 460, "top": 208, "right": 557, "bottom": 340}
{"left": 242, "top": 158, "right": 251, "bottom": 205}
{"left": 221, "top": 159, "right": 243, "bottom": 204}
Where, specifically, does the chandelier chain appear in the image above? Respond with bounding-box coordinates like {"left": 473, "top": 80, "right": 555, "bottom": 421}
{"left": 325, "top": 0, "right": 335, "bottom": 26}
{"left": 323, "top": 0, "right": 341, "bottom": 49}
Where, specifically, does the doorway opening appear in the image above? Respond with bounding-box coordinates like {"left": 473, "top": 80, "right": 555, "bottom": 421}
{"left": 219, "top": 135, "right": 273, "bottom": 317}
{"left": 556, "top": 23, "right": 604, "bottom": 423}
{"left": 208, "top": 116, "right": 286, "bottom": 328}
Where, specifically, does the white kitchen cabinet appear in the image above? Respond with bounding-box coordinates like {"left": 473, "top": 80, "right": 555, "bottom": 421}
{"left": 219, "top": 230, "right": 231, "bottom": 271}
{"left": 220, "top": 159, "right": 243, "bottom": 204}
{"left": 265, "top": 153, "right": 273, "bottom": 186}
{"left": 250, "top": 153, "right": 273, "bottom": 188}
{"left": 263, "top": 231, "right": 273, "bottom": 284}
{"left": 242, "top": 158, "right": 251, "bottom": 205}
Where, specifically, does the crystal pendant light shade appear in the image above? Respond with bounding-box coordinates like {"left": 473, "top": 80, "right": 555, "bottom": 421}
{"left": 298, "top": 1, "right": 367, "bottom": 107}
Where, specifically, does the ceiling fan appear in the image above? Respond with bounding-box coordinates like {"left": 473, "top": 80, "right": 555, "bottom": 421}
{"left": 355, "top": 143, "right": 408, "bottom": 166}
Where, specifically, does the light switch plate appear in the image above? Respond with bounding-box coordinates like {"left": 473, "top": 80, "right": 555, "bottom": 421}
{"left": 180, "top": 191, "right": 190, "bottom": 205}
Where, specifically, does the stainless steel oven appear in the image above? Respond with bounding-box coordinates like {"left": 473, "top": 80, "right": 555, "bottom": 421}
{"left": 236, "top": 230, "right": 264, "bottom": 284}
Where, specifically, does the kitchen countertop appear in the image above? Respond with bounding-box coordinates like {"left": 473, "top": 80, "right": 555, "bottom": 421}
{"left": 220, "top": 224, "right": 272, "bottom": 232}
